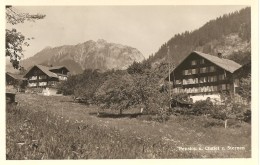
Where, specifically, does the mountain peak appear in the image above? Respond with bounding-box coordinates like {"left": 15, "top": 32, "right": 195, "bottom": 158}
{"left": 97, "top": 39, "right": 107, "bottom": 44}
{"left": 18, "top": 40, "right": 145, "bottom": 74}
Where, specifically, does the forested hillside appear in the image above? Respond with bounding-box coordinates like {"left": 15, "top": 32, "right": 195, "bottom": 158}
{"left": 147, "top": 7, "right": 251, "bottom": 67}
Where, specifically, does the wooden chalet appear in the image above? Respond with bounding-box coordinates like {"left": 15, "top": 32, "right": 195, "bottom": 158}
{"left": 24, "top": 64, "right": 69, "bottom": 88}
{"left": 6, "top": 72, "right": 27, "bottom": 92}
{"left": 166, "top": 51, "right": 242, "bottom": 102}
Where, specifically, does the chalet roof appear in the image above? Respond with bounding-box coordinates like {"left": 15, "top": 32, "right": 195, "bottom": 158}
{"left": 233, "top": 62, "right": 251, "bottom": 74}
{"left": 193, "top": 51, "right": 242, "bottom": 73}
{"left": 165, "top": 51, "right": 242, "bottom": 81}
{"left": 233, "top": 62, "right": 251, "bottom": 78}
{"left": 23, "top": 65, "right": 58, "bottom": 78}
{"left": 49, "top": 65, "right": 68, "bottom": 70}
{"left": 23, "top": 64, "right": 70, "bottom": 78}
{"left": 6, "top": 72, "right": 26, "bottom": 80}
{"left": 36, "top": 65, "right": 58, "bottom": 78}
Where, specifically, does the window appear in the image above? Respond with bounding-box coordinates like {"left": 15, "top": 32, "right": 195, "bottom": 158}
{"left": 219, "top": 74, "right": 226, "bottom": 81}
{"left": 183, "top": 79, "right": 187, "bottom": 85}
{"left": 194, "top": 78, "right": 198, "bottom": 84}
{"left": 192, "top": 68, "right": 198, "bottom": 74}
{"left": 175, "top": 79, "right": 181, "bottom": 85}
{"left": 199, "top": 77, "right": 207, "bottom": 83}
{"left": 188, "top": 69, "right": 192, "bottom": 75}
{"left": 191, "top": 60, "right": 197, "bottom": 66}
{"left": 29, "top": 82, "right": 37, "bottom": 87}
{"left": 209, "top": 66, "right": 216, "bottom": 72}
{"left": 221, "top": 84, "right": 226, "bottom": 90}
{"left": 200, "top": 67, "right": 207, "bottom": 73}
{"left": 188, "top": 78, "right": 194, "bottom": 84}
{"left": 48, "top": 81, "right": 57, "bottom": 86}
{"left": 183, "top": 69, "right": 192, "bottom": 75}
{"left": 182, "top": 78, "right": 198, "bottom": 85}
{"left": 39, "top": 75, "right": 47, "bottom": 80}
{"left": 208, "top": 76, "right": 217, "bottom": 82}
{"left": 183, "top": 70, "right": 189, "bottom": 75}
{"left": 173, "top": 88, "right": 179, "bottom": 93}
{"left": 226, "top": 84, "right": 230, "bottom": 90}
{"left": 59, "top": 76, "right": 64, "bottom": 80}
{"left": 201, "top": 59, "right": 205, "bottom": 64}
{"left": 208, "top": 86, "right": 213, "bottom": 92}
{"left": 213, "top": 86, "right": 218, "bottom": 91}
{"left": 234, "top": 79, "right": 239, "bottom": 87}
{"left": 39, "top": 82, "right": 47, "bottom": 86}
{"left": 29, "top": 76, "right": 37, "bottom": 80}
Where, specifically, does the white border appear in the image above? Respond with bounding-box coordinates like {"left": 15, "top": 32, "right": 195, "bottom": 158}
{"left": 1, "top": 0, "right": 258, "bottom": 165}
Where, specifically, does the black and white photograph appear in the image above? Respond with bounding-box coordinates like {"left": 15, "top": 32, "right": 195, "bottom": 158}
{"left": 3, "top": 0, "right": 258, "bottom": 163}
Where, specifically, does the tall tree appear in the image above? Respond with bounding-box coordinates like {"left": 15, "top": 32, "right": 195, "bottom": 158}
{"left": 6, "top": 6, "right": 45, "bottom": 69}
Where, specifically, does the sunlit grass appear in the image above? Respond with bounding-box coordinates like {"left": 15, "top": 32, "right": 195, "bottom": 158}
{"left": 6, "top": 94, "right": 251, "bottom": 159}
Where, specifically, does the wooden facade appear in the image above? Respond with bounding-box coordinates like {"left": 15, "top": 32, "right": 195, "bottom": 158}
{"left": 167, "top": 51, "right": 242, "bottom": 101}
{"left": 24, "top": 65, "right": 69, "bottom": 88}
{"left": 49, "top": 66, "right": 70, "bottom": 81}
{"left": 6, "top": 72, "right": 27, "bottom": 92}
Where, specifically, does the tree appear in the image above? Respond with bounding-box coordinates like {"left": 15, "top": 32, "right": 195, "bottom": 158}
{"left": 95, "top": 69, "right": 170, "bottom": 115}
{"left": 6, "top": 6, "right": 45, "bottom": 69}
{"left": 127, "top": 60, "right": 151, "bottom": 75}
{"left": 74, "top": 69, "right": 104, "bottom": 104}
{"left": 238, "top": 74, "right": 251, "bottom": 103}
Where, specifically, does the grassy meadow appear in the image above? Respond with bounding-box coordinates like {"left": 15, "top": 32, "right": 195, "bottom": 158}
{"left": 6, "top": 93, "right": 251, "bottom": 159}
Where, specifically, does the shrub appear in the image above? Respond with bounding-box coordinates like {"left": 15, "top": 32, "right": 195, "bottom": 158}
{"left": 243, "top": 109, "right": 251, "bottom": 123}
{"left": 192, "top": 100, "right": 213, "bottom": 115}
{"left": 171, "top": 107, "right": 193, "bottom": 115}
{"left": 127, "top": 60, "right": 151, "bottom": 75}
{"left": 154, "top": 107, "right": 170, "bottom": 123}
{"left": 211, "top": 101, "right": 249, "bottom": 120}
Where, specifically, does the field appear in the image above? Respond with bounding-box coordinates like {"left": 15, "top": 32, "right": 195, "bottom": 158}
{"left": 6, "top": 93, "right": 251, "bottom": 159}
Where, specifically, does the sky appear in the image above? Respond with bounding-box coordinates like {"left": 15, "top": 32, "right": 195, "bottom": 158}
{"left": 7, "top": 5, "right": 247, "bottom": 59}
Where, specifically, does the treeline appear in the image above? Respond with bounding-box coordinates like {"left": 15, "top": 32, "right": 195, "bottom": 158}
{"left": 57, "top": 59, "right": 251, "bottom": 125}
{"left": 147, "top": 7, "right": 251, "bottom": 66}
{"left": 57, "top": 61, "right": 169, "bottom": 115}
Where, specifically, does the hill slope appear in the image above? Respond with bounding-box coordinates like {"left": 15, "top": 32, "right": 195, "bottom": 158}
{"left": 148, "top": 7, "right": 251, "bottom": 68}
{"left": 17, "top": 39, "right": 145, "bottom": 74}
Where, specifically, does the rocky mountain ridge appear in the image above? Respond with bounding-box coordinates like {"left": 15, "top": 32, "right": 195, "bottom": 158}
{"left": 9, "top": 39, "right": 145, "bottom": 74}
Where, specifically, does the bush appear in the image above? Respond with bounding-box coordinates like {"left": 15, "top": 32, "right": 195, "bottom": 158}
{"left": 192, "top": 100, "right": 213, "bottom": 115}
{"left": 171, "top": 107, "right": 194, "bottom": 115}
{"left": 154, "top": 107, "right": 170, "bottom": 123}
{"left": 127, "top": 60, "right": 151, "bottom": 75}
{"left": 243, "top": 109, "right": 251, "bottom": 123}
{"left": 211, "top": 102, "right": 249, "bottom": 121}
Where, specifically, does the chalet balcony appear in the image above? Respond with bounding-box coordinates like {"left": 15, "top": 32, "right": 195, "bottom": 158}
{"left": 172, "top": 84, "right": 230, "bottom": 95}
